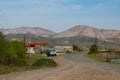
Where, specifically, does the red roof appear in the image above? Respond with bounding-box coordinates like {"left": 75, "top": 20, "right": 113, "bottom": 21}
{"left": 27, "top": 42, "right": 48, "bottom": 47}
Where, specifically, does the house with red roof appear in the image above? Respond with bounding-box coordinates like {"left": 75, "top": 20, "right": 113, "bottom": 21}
{"left": 26, "top": 42, "right": 48, "bottom": 54}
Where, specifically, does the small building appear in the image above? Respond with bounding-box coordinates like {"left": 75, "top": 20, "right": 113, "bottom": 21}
{"left": 26, "top": 42, "right": 48, "bottom": 54}
{"left": 54, "top": 46, "right": 73, "bottom": 53}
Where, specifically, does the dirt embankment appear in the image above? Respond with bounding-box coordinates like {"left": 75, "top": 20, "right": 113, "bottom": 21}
{"left": 0, "top": 56, "right": 120, "bottom": 80}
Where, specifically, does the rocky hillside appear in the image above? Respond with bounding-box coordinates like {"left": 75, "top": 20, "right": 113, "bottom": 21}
{"left": 0, "top": 25, "right": 120, "bottom": 43}
{"left": 0, "top": 25, "right": 120, "bottom": 48}
{"left": 53, "top": 25, "right": 120, "bottom": 40}
{"left": 0, "top": 27, "right": 55, "bottom": 37}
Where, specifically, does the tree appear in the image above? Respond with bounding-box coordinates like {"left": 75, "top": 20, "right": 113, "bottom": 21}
{"left": 73, "top": 45, "right": 82, "bottom": 51}
{"left": 0, "top": 32, "right": 6, "bottom": 64}
{"left": 11, "top": 41, "right": 27, "bottom": 66}
{"left": 0, "top": 32, "right": 27, "bottom": 66}
{"left": 0, "top": 32, "right": 17, "bottom": 65}
{"left": 11, "top": 41, "right": 27, "bottom": 59}
{"left": 5, "top": 42, "right": 18, "bottom": 65}
{"left": 88, "top": 44, "right": 98, "bottom": 54}
{"left": 73, "top": 45, "right": 77, "bottom": 51}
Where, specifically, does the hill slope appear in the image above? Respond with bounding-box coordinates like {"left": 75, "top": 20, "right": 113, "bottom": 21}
{"left": 0, "top": 25, "right": 120, "bottom": 48}
{"left": 53, "top": 25, "right": 120, "bottom": 40}
{"left": 0, "top": 27, "right": 55, "bottom": 37}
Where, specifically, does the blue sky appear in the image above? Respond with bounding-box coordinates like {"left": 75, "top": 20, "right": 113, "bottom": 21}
{"left": 0, "top": 0, "right": 120, "bottom": 32}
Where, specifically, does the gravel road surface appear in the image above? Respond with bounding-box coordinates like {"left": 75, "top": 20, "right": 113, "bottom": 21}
{"left": 65, "top": 51, "right": 120, "bottom": 72}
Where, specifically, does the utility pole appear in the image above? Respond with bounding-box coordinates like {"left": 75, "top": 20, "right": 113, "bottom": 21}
{"left": 23, "top": 34, "right": 26, "bottom": 48}
{"left": 95, "top": 35, "right": 98, "bottom": 45}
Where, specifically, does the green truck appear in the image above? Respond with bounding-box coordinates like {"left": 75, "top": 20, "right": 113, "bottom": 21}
{"left": 45, "top": 49, "right": 57, "bottom": 57}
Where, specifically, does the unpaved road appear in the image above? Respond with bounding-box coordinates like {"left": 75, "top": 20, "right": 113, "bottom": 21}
{"left": 65, "top": 51, "right": 120, "bottom": 72}
{"left": 0, "top": 52, "right": 120, "bottom": 80}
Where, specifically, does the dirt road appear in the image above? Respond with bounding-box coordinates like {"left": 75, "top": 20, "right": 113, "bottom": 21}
{"left": 0, "top": 52, "right": 120, "bottom": 80}
{"left": 65, "top": 51, "right": 120, "bottom": 72}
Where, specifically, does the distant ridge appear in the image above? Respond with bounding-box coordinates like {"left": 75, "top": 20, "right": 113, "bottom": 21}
{"left": 0, "top": 25, "right": 120, "bottom": 48}
{"left": 0, "top": 26, "right": 56, "bottom": 37}
{"left": 53, "top": 25, "right": 120, "bottom": 39}
{"left": 0, "top": 25, "right": 120, "bottom": 41}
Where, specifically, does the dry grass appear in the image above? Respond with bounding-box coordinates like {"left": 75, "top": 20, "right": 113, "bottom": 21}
{"left": 86, "top": 51, "right": 120, "bottom": 64}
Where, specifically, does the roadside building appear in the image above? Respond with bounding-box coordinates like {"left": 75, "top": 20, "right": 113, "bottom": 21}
{"left": 54, "top": 46, "right": 73, "bottom": 53}
{"left": 26, "top": 42, "right": 48, "bottom": 54}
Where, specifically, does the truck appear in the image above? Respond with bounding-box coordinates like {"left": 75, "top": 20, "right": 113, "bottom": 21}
{"left": 45, "top": 48, "right": 57, "bottom": 57}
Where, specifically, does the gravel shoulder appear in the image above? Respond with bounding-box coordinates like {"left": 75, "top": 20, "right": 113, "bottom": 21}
{"left": 0, "top": 52, "right": 120, "bottom": 80}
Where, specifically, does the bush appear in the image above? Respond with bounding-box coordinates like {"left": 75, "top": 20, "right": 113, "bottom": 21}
{"left": 32, "top": 58, "right": 57, "bottom": 67}
{"left": 73, "top": 45, "right": 83, "bottom": 51}
{"left": 66, "top": 50, "right": 71, "bottom": 53}
{"left": 88, "top": 44, "right": 98, "bottom": 54}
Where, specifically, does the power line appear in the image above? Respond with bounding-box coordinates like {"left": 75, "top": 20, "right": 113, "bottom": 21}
{"left": 0, "top": 8, "right": 11, "bottom": 28}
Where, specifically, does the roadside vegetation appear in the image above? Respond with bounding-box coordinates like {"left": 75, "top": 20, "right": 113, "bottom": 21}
{"left": 0, "top": 32, "right": 56, "bottom": 75}
{"left": 0, "top": 32, "right": 27, "bottom": 66}
{"left": 88, "top": 44, "right": 98, "bottom": 54}
{"left": 73, "top": 45, "right": 83, "bottom": 52}
{"left": 87, "top": 43, "right": 120, "bottom": 64}
{"left": 32, "top": 58, "right": 57, "bottom": 67}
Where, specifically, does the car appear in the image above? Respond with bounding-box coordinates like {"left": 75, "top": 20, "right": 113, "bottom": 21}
{"left": 46, "top": 49, "right": 57, "bottom": 57}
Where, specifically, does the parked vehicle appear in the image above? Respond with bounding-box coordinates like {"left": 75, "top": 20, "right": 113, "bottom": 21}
{"left": 46, "top": 49, "right": 57, "bottom": 57}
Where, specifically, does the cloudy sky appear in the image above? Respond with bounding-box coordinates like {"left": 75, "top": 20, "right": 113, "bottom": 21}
{"left": 0, "top": 0, "right": 120, "bottom": 32}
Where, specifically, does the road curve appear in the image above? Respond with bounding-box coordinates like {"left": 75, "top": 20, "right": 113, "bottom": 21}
{"left": 64, "top": 51, "right": 120, "bottom": 72}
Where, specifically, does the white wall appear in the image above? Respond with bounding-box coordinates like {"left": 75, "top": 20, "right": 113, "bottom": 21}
{"left": 54, "top": 46, "right": 73, "bottom": 52}
{"left": 27, "top": 47, "right": 35, "bottom": 54}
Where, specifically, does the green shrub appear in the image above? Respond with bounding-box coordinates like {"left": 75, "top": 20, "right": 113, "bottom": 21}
{"left": 73, "top": 45, "right": 83, "bottom": 51}
{"left": 66, "top": 50, "right": 71, "bottom": 53}
{"left": 88, "top": 44, "right": 98, "bottom": 54}
{"left": 32, "top": 58, "right": 57, "bottom": 67}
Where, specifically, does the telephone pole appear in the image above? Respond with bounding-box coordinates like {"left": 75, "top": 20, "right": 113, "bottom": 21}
{"left": 23, "top": 34, "right": 26, "bottom": 48}
{"left": 95, "top": 35, "right": 98, "bottom": 45}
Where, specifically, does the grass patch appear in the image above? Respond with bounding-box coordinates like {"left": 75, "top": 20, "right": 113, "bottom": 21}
{"left": 0, "top": 65, "right": 30, "bottom": 74}
{"left": 0, "top": 54, "right": 57, "bottom": 75}
{"left": 85, "top": 54, "right": 106, "bottom": 62}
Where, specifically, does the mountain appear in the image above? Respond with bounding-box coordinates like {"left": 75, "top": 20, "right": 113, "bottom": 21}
{"left": 0, "top": 25, "right": 120, "bottom": 48}
{"left": 0, "top": 27, "right": 55, "bottom": 37}
{"left": 1, "top": 25, "right": 119, "bottom": 39}
{"left": 52, "top": 25, "right": 120, "bottom": 48}
{"left": 53, "top": 25, "right": 120, "bottom": 40}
